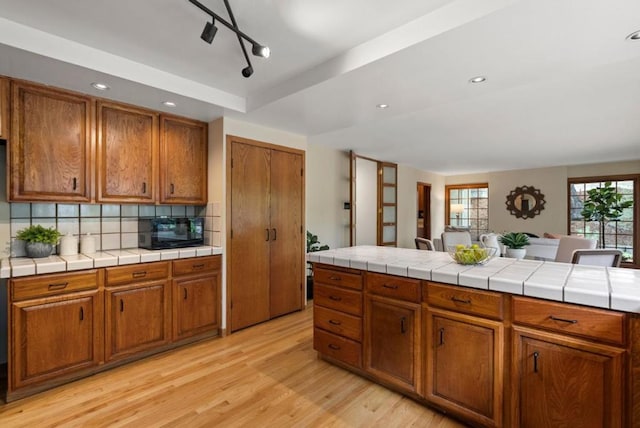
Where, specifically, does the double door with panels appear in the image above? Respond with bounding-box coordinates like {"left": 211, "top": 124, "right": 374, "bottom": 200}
{"left": 229, "top": 139, "right": 304, "bottom": 332}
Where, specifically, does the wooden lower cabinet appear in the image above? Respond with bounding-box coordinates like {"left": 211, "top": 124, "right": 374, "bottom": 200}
{"left": 10, "top": 290, "right": 102, "bottom": 392}
{"left": 425, "top": 307, "right": 504, "bottom": 427}
{"left": 512, "top": 326, "right": 624, "bottom": 428}
{"left": 105, "top": 280, "right": 171, "bottom": 362}
{"left": 365, "top": 294, "right": 421, "bottom": 394}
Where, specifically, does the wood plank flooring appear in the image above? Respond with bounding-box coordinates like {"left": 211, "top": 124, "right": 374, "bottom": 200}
{"left": 0, "top": 304, "right": 465, "bottom": 428}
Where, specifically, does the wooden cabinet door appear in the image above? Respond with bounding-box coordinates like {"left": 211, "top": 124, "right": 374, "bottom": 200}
{"left": 11, "top": 290, "right": 101, "bottom": 390}
{"left": 97, "top": 101, "right": 157, "bottom": 203}
{"left": 513, "top": 327, "right": 624, "bottom": 428}
{"left": 269, "top": 149, "right": 304, "bottom": 318}
{"left": 173, "top": 272, "right": 219, "bottom": 340}
{"left": 159, "top": 115, "right": 207, "bottom": 204}
{"left": 9, "top": 82, "right": 92, "bottom": 202}
{"left": 105, "top": 280, "right": 170, "bottom": 361}
{"left": 229, "top": 141, "right": 271, "bottom": 331}
{"left": 426, "top": 307, "right": 504, "bottom": 427}
{"left": 0, "top": 76, "right": 8, "bottom": 140}
{"left": 365, "top": 294, "right": 421, "bottom": 393}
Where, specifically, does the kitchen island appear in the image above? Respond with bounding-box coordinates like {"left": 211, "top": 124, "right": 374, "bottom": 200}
{"left": 308, "top": 246, "right": 640, "bottom": 428}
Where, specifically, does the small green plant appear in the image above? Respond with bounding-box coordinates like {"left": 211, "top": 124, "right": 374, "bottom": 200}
{"left": 499, "top": 232, "right": 530, "bottom": 249}
{"left": 581, "top": 181, "right": 634, "bottom": 249}
{"left": 307, "top": 231, "right": 329, "bottom": 253}
{"left": 16, "top": 225, "right": 62, "bottom": 245}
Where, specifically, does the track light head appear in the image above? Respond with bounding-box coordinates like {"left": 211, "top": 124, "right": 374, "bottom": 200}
{"left": 242, "top": 66, "right": 254, "bottom": 78}
{"left": 251, "top": 43, "right": 270, "bottom": 58}
{"left": 200, "top": 20, "right": 218, "bottom": 44}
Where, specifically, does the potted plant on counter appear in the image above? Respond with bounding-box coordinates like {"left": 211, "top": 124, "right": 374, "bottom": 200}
{"left": 499, "top": 232, "right": 530, "bottom": 260}
{"left": 306, "top": 231, "right": 329, "bottom": 299}
{"left": 16, "top": 224, "right": 62, "bottom": 258}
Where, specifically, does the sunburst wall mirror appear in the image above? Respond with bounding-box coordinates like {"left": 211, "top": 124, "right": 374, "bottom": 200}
{"left": 506, "top": 185, "right": 545, "bottom": 219}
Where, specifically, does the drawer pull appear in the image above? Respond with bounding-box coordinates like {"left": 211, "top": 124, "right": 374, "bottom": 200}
{"left": 328, "top": 319, "right": 342, "bottom": 326}
{"left": 329, "top": 276, "right": 342, "bottom": 281}
{"left": 48, "top": 282, "right": 69, "bottom": 290}
{"left": 533, "top": 351, "right": 540, "bottom": 373}
{"left": 451, "top": 297, "right": 471, "bottom": 304}
{"left": 328, "top": 344, "right": 341, "bottom": 351}
{"left": 329, "top": 295, "right": 342, "bottom": 301}
{"left": 549, "top": 315, "right": 578, "bottom": 324}
{"left": 383, "top": 284, "right": 399, "bottom": 290}
{"left": 192, "top": 263, "right": 205, "bottom": 269}
{"left": 132, "top": 271, "right": 147, "bottom": 278}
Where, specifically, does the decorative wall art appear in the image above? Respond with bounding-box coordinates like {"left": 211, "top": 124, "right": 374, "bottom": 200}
{"left": 506, "top": 185, "right": 546, "bottom": 219}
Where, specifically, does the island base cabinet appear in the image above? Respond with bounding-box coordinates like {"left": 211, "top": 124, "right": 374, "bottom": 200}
{"left": 105, "top": 280, "right": 171, "bottom": 362}
{"left": 425, "top": 308, "right": 503, "bottom": 428}
{"left": 10, "top": 290, "right": 102, "bottom": 392}
{"left": 513, "top": 327, "right": 624, "bottom": 428}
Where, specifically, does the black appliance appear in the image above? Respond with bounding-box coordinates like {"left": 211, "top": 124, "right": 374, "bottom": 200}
{"left": 138, "top": 217, "right": 204, "bottom": 249}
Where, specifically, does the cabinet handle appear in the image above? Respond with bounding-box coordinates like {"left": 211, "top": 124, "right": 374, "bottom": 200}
{"left": 329, "top": 276, "right": 341, "bottom": 281}
{"left": 549, "top": 315, "right": 578, "bottom": 324}
{"left": 533, "top": 351, "right": 540, "bottom": 373}
{"left": 48, "top": 282, "right": 69, "bottom": 290}
{"left": 184, "top": 288, "right": 188, "bottom": 300}
{"left": 142, "top": 182, "right": 147, "bottom": 194}
{"left": 451, "top": 297, "right": 471, "bottom": 304}
{"left": 271, "top": 228, "right": 277, "bottom": 241}
{"left": 132, "top": 271, "right": 147, "bottom": 278}
{"left": 72, "top": 177, "right": 77, "bottom": 190}
{"left": 192, "top": 263, "right": 205, "bottom": 269}
{"left": 170, "top": 183, "right": 175, "bottom": 194}
{"left": 329, "top": 295, "right": 342, "bottom": 301}
{"left": 383, "top": 284, "right": 398, "bottom": 290}
{"left": 328, "top": 344, "right": 341, "bottom": 351}
{"left": 439, "top": 327, "right": 445, "bottom": 346}
{"left": 265, "top": 228, "right": 270, "bottom": 241}
{"left": 79, "top": 307, "right": 84, "bottom": 321}
{"left": 120, "top": 299, "right": 124, "bottom": 312}
{"left": 400, "top": 317, "right": 406, "bottom": 334}
{"left": 328, "top": 319, "right": 342, "bottom": 326}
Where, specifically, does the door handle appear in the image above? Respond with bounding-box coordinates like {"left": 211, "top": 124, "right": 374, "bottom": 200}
{"left": 79, "top": 307, "right": 84, "bottom": 321}
{"left": 142, "top": 182, "right": 147, "bottom": 194}
{"left": 400, "top": 317, "right": 406, "bottom": 334}
{"left": 271, "top": 228, "right": 277, "bottom": 241}
{"left": 533, "top": 351, "right": 540, "bottom": 373}
{"left": 184, "top": 288, "right": 188, "bottom": 300}
{"left": 120, "top": 299, "right": 124, "bottom": 313}
{"left": 72, "top": 177, "right": 77, "bottom": 190}
{"left": 266, "top": 228, "right": 270, "bottom": 241}
{"left": 170, "top": 183, "right": 175, "bottom": 194}
{"left": 439, "top": 327, "right": 445, "bottom": 346}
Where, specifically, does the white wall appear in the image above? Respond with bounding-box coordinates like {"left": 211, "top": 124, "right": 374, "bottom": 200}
{"left": 445, "top": 160, "right": 640, "bottom": 237}
{"left": 355, "top": 157, "right": 378, "bottom": 246}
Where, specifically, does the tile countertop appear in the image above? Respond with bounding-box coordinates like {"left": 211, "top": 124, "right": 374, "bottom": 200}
{"left": 306, "top": 245, "right": 640, "bottom": 314}
{"left": 1, "top": 246, "right": 223, "bottom": 279}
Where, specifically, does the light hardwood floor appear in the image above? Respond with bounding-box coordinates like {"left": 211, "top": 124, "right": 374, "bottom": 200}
{"left": 0, "top": 304, "right": 465, "bottom": 428}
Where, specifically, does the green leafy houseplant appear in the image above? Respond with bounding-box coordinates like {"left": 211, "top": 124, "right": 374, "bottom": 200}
{"left": 16, "top": 225, "right": 62, "bottom": 258}
{"left": 306, "top": 231, "right": 329, "bottom": 300}
{"left": 581, "top": 181, "right": 634, "bottom": 249}
{"left": 499, "top": 232, "right": 530, "bottom": 249}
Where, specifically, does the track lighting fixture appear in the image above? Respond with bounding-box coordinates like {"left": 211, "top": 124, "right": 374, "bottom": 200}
{"left": 200, "top": 20, "right": 218, "bottom": 44}
{"left": 188, "top": 0, "right": 270, "bottom": 78}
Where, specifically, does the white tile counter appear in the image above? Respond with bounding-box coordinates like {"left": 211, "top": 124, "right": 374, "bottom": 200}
{"left": 1, "top": 246, "right": 223, "bottom": 278}
{"left": 307, "top": 245, "right": 640, "bottom": 313}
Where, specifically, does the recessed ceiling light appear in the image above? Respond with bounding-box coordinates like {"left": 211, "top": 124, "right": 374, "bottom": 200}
{"left": 376, "top": 104, "right": 389, "bottom": 109}
{"left": 162, "top": 101, "right": 177, "bottom": 107}
{"left": 469, "top": 76, "right": 486, "bottom": 83}
{"left": 91, "top": 82, "right": 110, "bottom": 90}
{"left": 626, "top": 30, "right": 640, "bottom": 41}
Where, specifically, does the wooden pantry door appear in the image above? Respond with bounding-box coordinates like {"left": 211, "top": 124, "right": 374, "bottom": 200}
{"left": 229, "top": 141, "right": 271, "bottom": 331}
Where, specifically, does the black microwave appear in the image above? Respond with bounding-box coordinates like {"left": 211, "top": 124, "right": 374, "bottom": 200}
{"left": 138, "top": 217, "right": 204, "bottom": 250}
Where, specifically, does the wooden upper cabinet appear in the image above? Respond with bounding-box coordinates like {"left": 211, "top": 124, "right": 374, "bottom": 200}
{"left": 159, "top": 115, "right": 207, "bottom": 204}
{"left": 97, "top": 101, "right": 158, "bottom": 203}
{"left": 0, "top": 76, "right": 9, "bottom": 140}
{"left": 9, "top": 82, "right": 92, "bottom": 202}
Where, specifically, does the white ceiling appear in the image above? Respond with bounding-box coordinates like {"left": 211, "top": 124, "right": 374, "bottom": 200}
{"left": 1, "top": 0, "right": 639, "bottom": 175}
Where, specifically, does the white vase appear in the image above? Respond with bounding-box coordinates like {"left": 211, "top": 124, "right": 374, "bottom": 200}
{"left": 506, "top": 248, "right": 526, "bottom": 260}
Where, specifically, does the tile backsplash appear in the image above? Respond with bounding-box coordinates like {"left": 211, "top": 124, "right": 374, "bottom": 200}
{"left": 8, "top": 203, "right": 223, "bottom": 257}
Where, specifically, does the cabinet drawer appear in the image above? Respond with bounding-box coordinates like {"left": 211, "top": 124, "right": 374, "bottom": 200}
{"left": 315, "top": 267, "right": 363, "bottom": 290}
{"left": 366, "top": 272, "right": 421, "bottom": 303}
{"left": 105, "top": 261, "right": 169, "bottom": 286}
{"left": 513, "top": 296, "right": 626, "bottom": 346}
{"left": 11, "top": 270, "right": 99, "bottom": 301}
{"left": 315, "top": 284, "right": 362, "bottom": 316}
{"left": 314, "top": 328, "right": 362, "bottom": 368}
{"left": 173, "top": 255, "right": 221, "bottom": 276}
{"left": 314, "top": 305, "right": 362, "bottom": 342}
{"left": 426, "top": 282, "right": 504, "bottom": 320}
